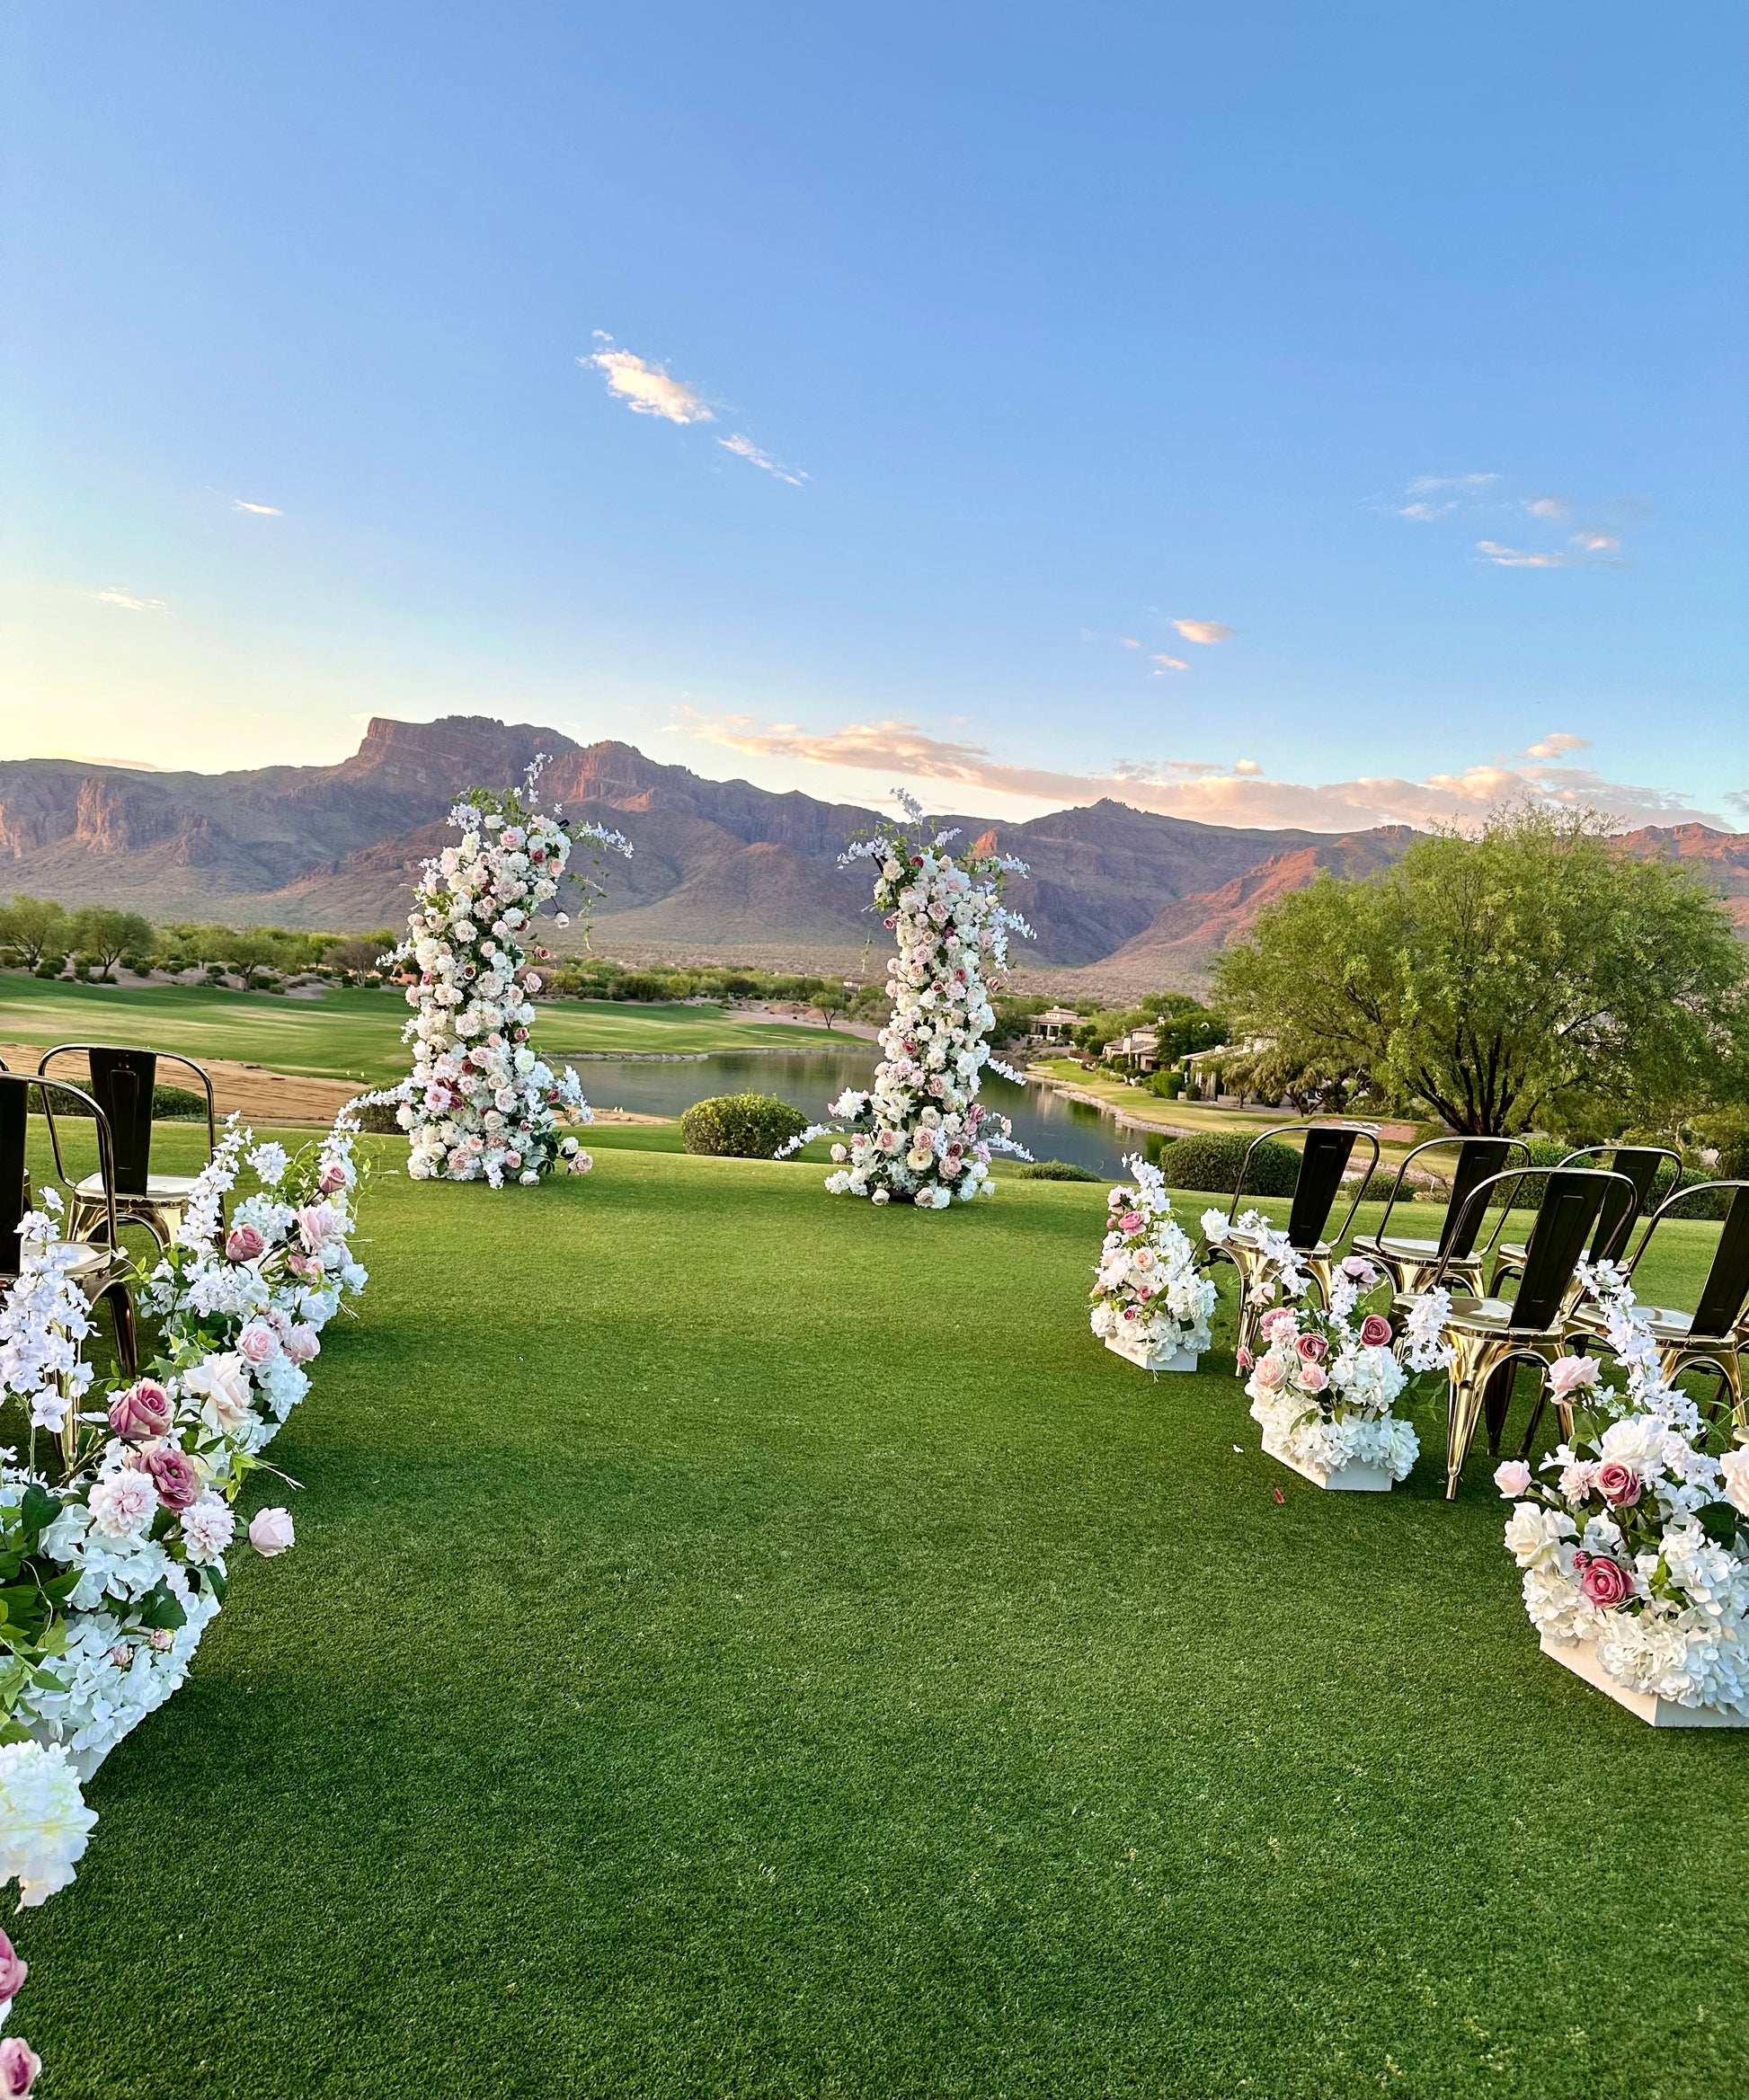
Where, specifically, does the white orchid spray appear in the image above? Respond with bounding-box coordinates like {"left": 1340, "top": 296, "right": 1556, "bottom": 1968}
{"left": 782, "top": 792, "right": 1034, "bottom": 1208}
{"left": 386, "top": 756, "right": 630, "bottom": 1187}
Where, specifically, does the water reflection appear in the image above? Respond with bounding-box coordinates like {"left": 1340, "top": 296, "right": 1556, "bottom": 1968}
{"left": 550, "top": 1044, "right": 1137, "bottom": 1179}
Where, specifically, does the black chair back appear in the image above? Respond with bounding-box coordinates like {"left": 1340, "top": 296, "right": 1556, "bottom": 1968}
{"left": 1557, "top": 1144, "right": 1682, "bottom": 1268}
{"left": 1692, "top": 1187, "right": 1749, "bottom": 1342}
{"left": 0, "top": 1071, "right": 121, "bottom": 1275}
{"left": 1284, "top": 1127, "right": 1355, "bottom": 1248}
{"left": 0, "top": 1076, "right": 27, "bottom": 1278}
{"left": 1442, "top": 1138, "right": 1528, "bottom": 1259}
{"left": 1515, "top": 1171, "right": 1618, "bottom": 1331}
{"left": 86, "top": 1048, "right": 157, "bottom": 1195}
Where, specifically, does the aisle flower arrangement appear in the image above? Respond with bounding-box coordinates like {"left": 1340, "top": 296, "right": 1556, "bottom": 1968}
{"left": 780, "top": 793, "right": 1034, "bottom": 1208}
{"left": 1228, "top": 1240, "right": 1417, "bottom": 1487}
{"left": 1490, "top": 1263, "right": 1749, "bottom": 1721}
{"left": 1091, "top": 1156, "right": 1217, "bottom": 1369}
{"left": 385, "top": 758, "right": 630, "bottom": 1188}
{"left": 0, "top": 1108, "right": 373, "bottom": 2091}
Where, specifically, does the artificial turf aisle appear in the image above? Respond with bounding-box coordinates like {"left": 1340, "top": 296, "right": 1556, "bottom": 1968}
{"left": 18, "top": 1133, "right": 1749, "bottom": 2098}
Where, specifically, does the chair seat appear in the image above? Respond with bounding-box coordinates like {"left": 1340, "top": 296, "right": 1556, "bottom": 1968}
{"left": 1443, "top": 1295, "right": 1554, "bottom": 1337}
{"left": 75, "top": 1171, "right": 200, "bottom": 1201}
{"left": 1223, "top": 1226, "right": 1332, "bottom": 1259}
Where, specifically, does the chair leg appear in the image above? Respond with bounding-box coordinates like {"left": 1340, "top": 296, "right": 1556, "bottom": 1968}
{"left": 1482, "top": 1363, "right": 1517, "bottom": 1455}
{"left": 100, "top": 1280, "right": 138, "bottom": 1378}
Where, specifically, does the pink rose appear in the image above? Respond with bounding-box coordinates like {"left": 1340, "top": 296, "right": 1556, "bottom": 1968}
{"left": 568, "top": 1150, "right": 594, "bottom": 1174}
{"left": 249, "top": 1507, "right": 295, "bottom": 1557}
{"left": 283, "top": 1324, "right": 320, "bottom": 1366}
{"left": 1359, "top": 1315, "right": 1393, "bottom": 1349}
{"left": 107, "top": 1378, "right": 172, "bottom": 1442}
{"left": 142, "top": 1446, "right": 202, "bottom": 1511}
{"left": 1494, "top": 1459, "right": 1533, "bottom": 1498}
{"left": 1119, "top": 1211, "right": 1144, "bottom": 1234}
{"left": 1298, "top": 1361, "right": 1328, "bottom": 1394}
{"left": 0, "top": 1928, "right": 28, "bottom": 2003}
{"left": 236, "top": 1322, "right": 277, "bottom": 1366}
{"left": 1236, "top": 1346, "right": 1254, "bottom": 1371}
{"left": 317, "top": 1160, "right": 348, "bottom": 1195}
{"left": 1547, "top": 1355, "right": 1602, "bottom": 1401}
{"left": 1595, "top": 1461, "right": 1643, "bottom": 1508}
{"left": 1341, "top": 1254, "right": 1374, "bottom": 1280}
{"left": 294, "top": 1203, "right": 340, "bottom": 1254}
{"left": 1578, "top": 1555, "right": 1631, "bottom": 1609}
{"left": 1261, "top": 1309, "right": 1298, "bottom": 1342}
{"left": 1254, "top": 1354, "right": 1287, "bottom": 1390}
{"left": 1295, "top": 1333, "right": 1328, "bottom": 1362}
{"left": 225, "top": 1224, "right": 264, "bottom": 1263}
{"left": 285, "top": 1252, "right": 320, "bottom": 1281}
{"left": 0, "top": 2036, "right": 40, "bottom": 2099}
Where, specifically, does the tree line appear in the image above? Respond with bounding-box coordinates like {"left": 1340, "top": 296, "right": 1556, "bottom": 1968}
{"left": 0, "top": 896, "right": 395, "bottom": 983}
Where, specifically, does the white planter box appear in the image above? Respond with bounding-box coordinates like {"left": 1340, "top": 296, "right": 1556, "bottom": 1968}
{"left": 1260, "top": 1431, "right": 1392, "bottom": 1493}
{"left": 1104, "top": 1333, "right": 1202, "bottom": 1374}
{"left": 1538, "top": 1633, "right": 1749, "bottom": 1728}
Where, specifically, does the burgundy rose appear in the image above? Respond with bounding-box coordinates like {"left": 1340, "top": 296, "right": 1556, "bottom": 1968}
{"left": 1594, "top": 1461, "right": 1643, "bottom": 1508}
{"left": 1578, "top": 1556, "right": 1631, "bottom": 1609}
{"left": 142, "top": 1446, "right": 202, "bottom": 1511}
{"left": 108, "top": 1379, "right": 172, "bottom": 1442}
{"left": 1295, "top": 1333, "right": 1329, "bottom": 1362}
{"left": 1359, "top": 1315, "right": 1393, "bottom": 1349}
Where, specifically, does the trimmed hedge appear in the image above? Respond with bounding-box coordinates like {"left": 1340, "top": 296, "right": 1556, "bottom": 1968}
{"left": 1012, "top": 1159, "right": 1102, "bottom": 1182}
{"left": 1151, "top": 1130, "right": 1300, "bottom": 1196}
{"left": 680, "top": 1093, "right": 809, "bottom": 1159}
{"left": 41, "top": 1083, "right": 209, "bottom": 1122}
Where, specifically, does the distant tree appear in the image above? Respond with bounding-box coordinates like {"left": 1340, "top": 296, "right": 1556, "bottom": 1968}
{"left": 68, "top": 906, "right": 155, "bottom": 980}
{"left": 0, "top": 894, "right": 71, "bottom": 968}
{"left": 1213, "top": 807, "right": 1749, "bottom": 1135}
{"left": 813, "top": 985, "right": 848, "bottom": 1028}
{"left": 324, "top": 935, "right": 390, "bottom": 981}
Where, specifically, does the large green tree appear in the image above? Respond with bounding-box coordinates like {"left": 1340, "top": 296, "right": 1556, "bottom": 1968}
{"left": 1212, "top": 807, "right": 1748, "bottom": 1135}
{"left": 67, "top": 906, "right": 154, "bottom": 979}
{"left": 0, "top": 893, "right": 70, "bottom": 967}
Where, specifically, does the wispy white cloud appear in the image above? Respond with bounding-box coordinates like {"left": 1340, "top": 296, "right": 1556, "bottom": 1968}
{"left": 1398, "top": 499, "right": 1456, "bottom": 521}
{"left": 93, "top": 589, "right": 168, "bottom": 613}
{"left": 1150, "top": 654, "right": 1190, "bottom": 674}
{"left": 1525, "top": 495, "right": 1568, "bottom": 520}
{"left": 232, "top": 499, "right": 281, "bottom": 517}
{"left": 1477, "top": 540, "right": 1570, "bottom": 569}
{"left": 684, "top": 713, "right": 1727, "bottom": 831}
{"left": 717, "top": 434, "right": 807, "bottom": 486}
{"left": 1570, "top": 529, "right": 1620, "bottom": 553}
{"left": 1171, "top": 618, "right": 1235, "bottom": 645}
{"left": 1523, "top": 732, "right": 1589, "bottom": 759}
{"left": 582, "top": 335, "right": 715, "bottom": 425}
{"left": 1407, "top": 473, "right": 1501, "bottom": 494}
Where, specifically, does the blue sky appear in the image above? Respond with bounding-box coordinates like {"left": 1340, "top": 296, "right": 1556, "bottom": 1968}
{"left": 3, "top": 1, "right": 1745, "bottom": 828}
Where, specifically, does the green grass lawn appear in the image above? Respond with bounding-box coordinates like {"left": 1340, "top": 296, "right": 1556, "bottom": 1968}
{"left": 0, "top": 975, "right": 841, "bottom": 1088}
{"left": 13, "top": 1126, "right": 1746, "bottom": 2099}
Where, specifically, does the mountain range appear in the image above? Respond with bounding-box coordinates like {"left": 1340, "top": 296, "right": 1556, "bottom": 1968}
{"left": 3, "top": 716, "right": 1745, "bottom": 991}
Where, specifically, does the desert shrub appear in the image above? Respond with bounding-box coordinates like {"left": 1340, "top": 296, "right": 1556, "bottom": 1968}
{"left": 1359, "top": 1169, "right": 1403, "bottom": 1201}
{"left": 354, "top": 1100, "right": 406, "bottom": 1135}
{"left": 1154, "top": 1130, "right": 1300, "bottom": 1196}
{"left": 611, "top": 972, "right": 670, "bottom": 1002}
{"left": 44, "top": 1083, "right": 208, "bottom": 1122}
{"left": 1012, "top": 1159, "right": 1102, "bottom": 1182}
{"left": 680, "top": 1093, "right": 809, "bottom": 1158}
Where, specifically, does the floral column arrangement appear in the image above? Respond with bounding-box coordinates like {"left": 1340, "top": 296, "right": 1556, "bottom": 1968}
{"left": 782, "top": 793, "right": 1033, "bottom": 1208}
{"left": 387, "top": 758, "right": 630, "bottom": 1187}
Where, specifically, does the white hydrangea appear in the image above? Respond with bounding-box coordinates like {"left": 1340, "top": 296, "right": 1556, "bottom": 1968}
{"left": 0, "top": 1742, "right": 98, "bottom": 1905}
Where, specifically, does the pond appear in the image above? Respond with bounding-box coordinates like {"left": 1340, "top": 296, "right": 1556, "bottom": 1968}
{"left": 546, "top": 1042, "right": 1141, "bottom": 1180}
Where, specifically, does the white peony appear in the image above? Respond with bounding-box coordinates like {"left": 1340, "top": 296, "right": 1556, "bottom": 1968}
{"left": 0, "top": 1741, "right": 97, "bottom": 1905}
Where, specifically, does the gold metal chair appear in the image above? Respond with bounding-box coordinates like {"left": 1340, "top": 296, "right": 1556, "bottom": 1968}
{"left": 1422, "top": 1165, "right": 1637, "bottom": 1499}
{"left": 1351, "top": 1134, "right": 1530, "bottom": 1307}
{"left": 1207, "top": 1121, "right": 1381, "bottom": 1361}
{"left": 38, "top": 1043, "right": 217, "bottom": 1250}
{"left": 1566, "top": 1179, "right": 1749, "bottom": 1426}
{"left": 1, "top": 1072, "right": 140, "bottom": 1462}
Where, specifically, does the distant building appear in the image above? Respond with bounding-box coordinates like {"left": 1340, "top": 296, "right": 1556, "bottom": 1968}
{"left": 1032, "top": 1006, "right": 1082, "bottom": 1044}
{"left": 1102, "top": 1027, "right": 1161, "bottom": 1074}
